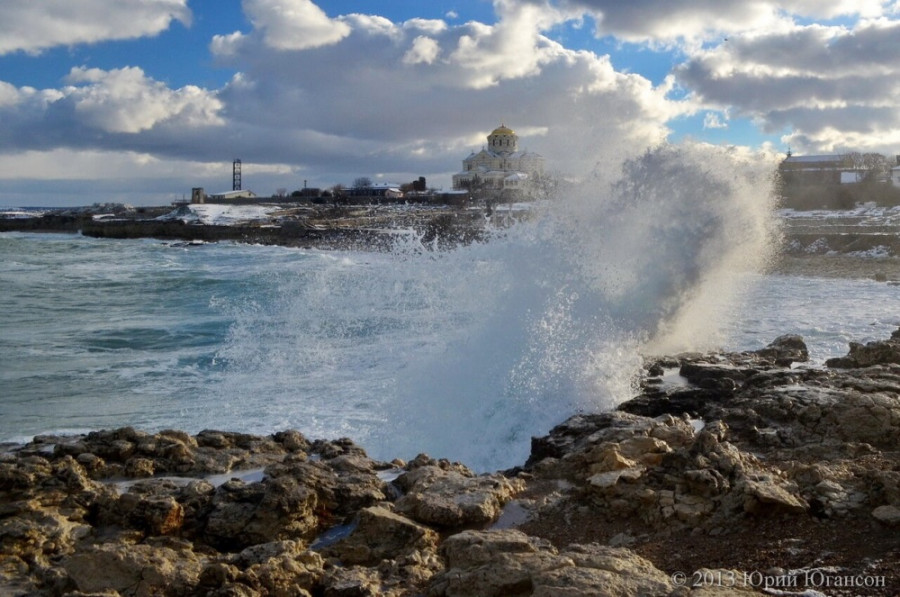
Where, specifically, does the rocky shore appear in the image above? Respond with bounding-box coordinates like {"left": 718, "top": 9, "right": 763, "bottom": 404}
{"left": 2, "top": 330, "right": 900, "bottom": 596}
{"left": 0, "top": 204, "right": 492, "bottom": 251}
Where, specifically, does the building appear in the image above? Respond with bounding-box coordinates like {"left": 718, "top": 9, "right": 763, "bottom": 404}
{"left": 778, "top": 153, "right": 856, "bottom": 186}
{"left": 346, "top": 183, "right": 403, "bottom": 199}
{"left": 452, "top": 124, "right": 544, "bottom": 191}
{"left": 209, "top": 190, "right": 258, "bottom": 201}
{"left": 892, "top": 156, "right": 900, "bottom": 188}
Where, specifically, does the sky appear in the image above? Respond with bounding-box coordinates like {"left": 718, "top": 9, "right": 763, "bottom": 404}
{"left": 2, "top": 0, "right": 900, "bottom": 206}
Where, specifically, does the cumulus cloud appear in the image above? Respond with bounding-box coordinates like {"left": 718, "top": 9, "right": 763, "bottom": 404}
{"left": 403, "top": 36, "right": 441, "bottom": 65}
{"left": 0, "top": 65, "right": 223, "bottom": 166}
{"left": 26, "top": 0, "right": 900, "bottom": 205}
{"left": 560, "top": 0, "right": 888, "bottom": 42}
{"left": 703, "top": 112, "right": 728, "bottom": 129}
{"left": 676, "top": 18, "right": 900, "bottom": 152}
{"left": 205, "top": 1, "right": 678, "bottom": 184}
{"left": 215, "top": 0, "right": 351, "bottom": 53}
{"left": 0, "top": 0, "right": 190, "bottom": 55}
{"left": 61, "top": 67, "right": 224, "bottom": 133}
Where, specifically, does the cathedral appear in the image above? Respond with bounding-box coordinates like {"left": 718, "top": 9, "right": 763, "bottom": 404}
{"left": 452, "top": 124, "right": 545, "bottom": 191}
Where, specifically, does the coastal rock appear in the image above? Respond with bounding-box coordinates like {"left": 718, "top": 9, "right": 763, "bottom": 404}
{"left": 2, "top": 328, "right": 900, "bottom": 595}
{"left": 825, "top": 329, "right": 900, "bottom": 368}
{"left": 752, "top": 333, "right": 809, "bottom": 366}
{"left": 227, "top": 540, "right": 324, "bottom": 596}
{"left": 430, "top": 530, "right": 681, "bottom": 597}
{"left": 203, "top": 476, "right": 319, "bottom": 551}
{"left": 62, "top": 539, "right": 204, "bottom": 595}
{"left": 395, "top": 464, "right": 525, "bottom": 528}
{"left": 533, "top": 543, "right": 676, "bottom": 597}
{"left": 321, "top": 505, "right": 439, "bottom": 566}
{"left": 429, "top": 529, "right": 569, "bottom": 596}
{"left": 872, "top": 504, "right": 900, "bottom": 526}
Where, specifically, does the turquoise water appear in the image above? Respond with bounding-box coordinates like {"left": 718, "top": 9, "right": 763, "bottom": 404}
{"left": 3, "top": 149, "right": 899, "bottom": 470}
{"left": 3, "top": 231, "right": 898, "bottom": 470}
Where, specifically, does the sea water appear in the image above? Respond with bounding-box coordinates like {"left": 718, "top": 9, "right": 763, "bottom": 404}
{"left": 2, "top": 147, "right": 899, "bottom": 470}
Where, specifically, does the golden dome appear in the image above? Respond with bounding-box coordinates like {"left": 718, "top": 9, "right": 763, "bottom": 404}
{"left": 490, "top": 124, "right": 515, "bottom": 136}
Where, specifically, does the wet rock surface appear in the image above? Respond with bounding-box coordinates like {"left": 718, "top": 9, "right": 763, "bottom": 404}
{"left": 1, "top": 331, "right": 899, "bottom": 595}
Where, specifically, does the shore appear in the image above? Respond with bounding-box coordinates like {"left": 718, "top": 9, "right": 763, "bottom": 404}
{"left": 771, "top": 253, "right": 900, "bottom": 280}
{"left": 2, "top": 329, "right": 899, "bottom": 596}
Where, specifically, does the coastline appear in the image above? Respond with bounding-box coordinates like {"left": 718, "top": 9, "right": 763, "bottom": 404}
{"left": 771, "top": 253, "right": 900, "bottom": 280}
{"left": 2, "top": 330, "right": 899, "bottom": 595}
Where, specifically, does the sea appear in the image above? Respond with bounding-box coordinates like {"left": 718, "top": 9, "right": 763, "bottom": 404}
{"left": 2, "top": 146, "right": 899, "bottom": 471}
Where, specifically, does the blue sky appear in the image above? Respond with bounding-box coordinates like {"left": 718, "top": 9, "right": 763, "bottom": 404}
{"left": 2, "top": 0, "right": 900, "bottom": 206}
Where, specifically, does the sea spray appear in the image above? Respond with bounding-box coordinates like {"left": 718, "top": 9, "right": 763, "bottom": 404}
{"left": 366, "top": 143, "right": 780, "bottom": 470}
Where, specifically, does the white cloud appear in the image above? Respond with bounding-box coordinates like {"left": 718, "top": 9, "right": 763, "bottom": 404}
{"left": 676, "top": 18, "right": 900, "bottom": 153}
{"left": 403, "top": 36, "right": 441, "bottom": 65}
{"left": 62, "top": 66, "right": 224, "bottom": 133}
{"left": 561, "top": 0, "right": 890, "bottom": 43}
{"left": 0, "top": 0, "right": 190, "bottom": 55}
{"left": 703, "top": 112, "right": 728, "bottom": 129}
{"left": 448, "top": 1, "right": 570, "bottom": 89}
{"left": 0, "top": 1, "right": 684, "bottom": 201}
{"left": 243, "top": 0, "right": 351, "bottom": 50}
{"left": 203, "top": 2, "right": 678, "bottom": 184}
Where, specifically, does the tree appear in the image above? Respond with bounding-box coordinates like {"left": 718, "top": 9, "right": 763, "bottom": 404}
{"left": 352, "top": 176, "right": 372, "bottom": 189}
{"left": 846, "top": 152, "right": 890, "bottom": 183}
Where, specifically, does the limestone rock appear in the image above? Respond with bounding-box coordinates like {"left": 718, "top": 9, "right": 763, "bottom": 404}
{"left": 203, "top": 476, "right": 319, "bottom": 551}
{"left": 430, "top": 529, "right": 568, "bottom": 597}
{"left": 872, "top": 504, "right": 900, "bottom": 526}
{"left": 430, "top": 531, "right": 680, "bottom": 597}
{"left": 395, "top": 466, "right": 524, "bottom": 528}
{"left": 753, "top": 334, "right": 809, "bottom": 366}
{"left": 826, "top": 333, "right": 900, "bottom": 368}
{"left": 322, "top": 506, "right": 438, "bottom": 566}
{"left": 62, "top": 540, "right": 204, "bottom": 595}
{"left": 533, "top": 544, "right": 675, "bottom": 597}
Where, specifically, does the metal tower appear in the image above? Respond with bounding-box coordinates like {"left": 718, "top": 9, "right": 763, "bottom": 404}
{"left": 233, "top": 159, "right": 242, "bottom": 191}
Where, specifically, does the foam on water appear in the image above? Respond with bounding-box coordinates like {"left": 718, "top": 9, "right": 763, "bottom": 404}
{"left": 7, "top": 145, "right": 898, "bottom": 471}
{"left": 358, "top": 144, "right": 780, "bottom": 469}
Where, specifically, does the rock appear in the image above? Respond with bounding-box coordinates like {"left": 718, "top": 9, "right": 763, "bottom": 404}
{"left": 231, "top": 540, "right": 324, "bottom": 595}
{"left": 753, "top": 334, "right": 809, "bottom": 366}
{"left": 871, "top": 504, "right": 900, "bottom": 526}
{"left": 825, "top": 331, "right": 900, "bottom": 368}
{"left": 533, "top": 544, "right": 675, "bottom": 596}
{"left": 430, "top": 530, "right": 679, "bottom": 597}
{"left": 395, "top": 466, "right": 524, "bottom": 528}
{"left": 430, "top": 529, "right": 568, "bottom": 597}
{"left": 62, "top": 540, "right": 204, "bottom": 595}
{"left": 321, "top": 506, "right": 438, "bottom": 566}
{"left": 322, "top": 566, "right": 382, "bottom": 597}
{"left": 203, "top": 476, "right": 319, "bottom": 551}
{"left": 738, "top": 477, "right": 807, "bottom": 515}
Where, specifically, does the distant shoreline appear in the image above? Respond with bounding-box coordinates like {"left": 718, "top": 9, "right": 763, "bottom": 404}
{"left": 4, "top": 204, "right": 900, "bottom": 282}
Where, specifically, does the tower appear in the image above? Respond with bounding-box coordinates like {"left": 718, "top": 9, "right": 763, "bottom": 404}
{"left": 233, "top": 159, "right": 242, "bottom": 191}
{"left": 487, "top": 124, "right": 518, "bottom": 154}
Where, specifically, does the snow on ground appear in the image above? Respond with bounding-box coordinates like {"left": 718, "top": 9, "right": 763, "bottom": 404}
{"left": 778, "top": 205, "right": 900, "bottom": 224}
{"left": 158, "top": 204, "right": 280, "bottom": 226}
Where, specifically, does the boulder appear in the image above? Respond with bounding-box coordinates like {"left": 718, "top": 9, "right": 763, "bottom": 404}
{"left": 395, "top": 466, "right": 524, "bottom": 528}
{"left": 872, "top": 504, "right": 900, "bottom": 526}
{"left": 430, "top": 531, "right": 680, "bottom": 597}
{"left": 321, "top": 506, "right": 438, "bottom": 566}
{"left": 430, "top": 529, "right": 568, "bottom": 597}
{"left": 825, "top": 331, "right": 900, "bottom": 368}
{"left": 62, "top": 540, "right": 204, "bottom": 595}
{"left": 753, "top": 334, "right": 809, "bottom": 366}
{"left": 533, "top": 544, "right": 675, "bottom": 597}
{"left": 203, "top": 476, "right": 319, "bottom": 551}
